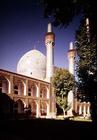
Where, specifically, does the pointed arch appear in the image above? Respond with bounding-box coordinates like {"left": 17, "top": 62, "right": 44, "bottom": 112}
{"left": 32, "top": 100, "right": 37, "bottom": 116}
{"left": 28, "top": 81, "right": 37, "bottom": 97}
{"left": 40, "top": 85, "right": 47, "bottom": 99}
{"left": 0, "top": 75, "right": 9, "bottom": 93}
{"left": 14, "top": 99, "right": 24, "bottom": 113}
{"left": 40, "top": 101, "right": 47, "bottom": 116}
{"left": 13, "top": 77, "right": 24, "bottom": 96}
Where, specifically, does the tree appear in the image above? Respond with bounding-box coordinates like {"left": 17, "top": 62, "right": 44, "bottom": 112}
{"left": 52, "top": 68, "right": 75, "bottom": 116}
{"left": 41, "top": 0, "right": 97, "bottom": 30}
{"left": 76, "top": 18, "right": 97, "bottom": 121}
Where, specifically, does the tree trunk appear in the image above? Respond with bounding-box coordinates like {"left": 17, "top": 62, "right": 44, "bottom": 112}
{"left": 62, "top": 108, "right": 66, "bottom": 118}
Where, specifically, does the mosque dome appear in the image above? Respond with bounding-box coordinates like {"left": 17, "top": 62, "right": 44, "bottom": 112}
{"left": 17, "top": 49, "right": 46, "bottom": 80}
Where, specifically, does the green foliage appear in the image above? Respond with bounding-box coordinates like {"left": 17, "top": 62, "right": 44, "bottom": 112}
{"left": 41, "top": 0, "right": 97, "bottom": 31}
{"left": 76, "top": 19, "right": 97, "bottom": 100}
{"left": 56, "top": 96, "right": 67, "bottom": 110}
{"left": 52, "top": 68, "right": 74, "bottom": 96}
{"left": 75, "top": 19, "right": 97, "bottom": 122}
{"left": 52, "top": 68, "right": 75, "bottom": 111}
{"left": 75, "top": 13, "right": 97, "bottom": 121}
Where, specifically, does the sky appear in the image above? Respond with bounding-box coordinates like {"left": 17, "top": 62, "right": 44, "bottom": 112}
{"left": 0, "top": 0, "right": 81, "bottom": 73}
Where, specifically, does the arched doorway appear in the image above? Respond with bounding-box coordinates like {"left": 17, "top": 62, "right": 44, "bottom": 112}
{"left": 32, "top": 101, "right": 37, "bottom": 117}
{"left": 40, "top": 86, "right": 47, "bottom": 99}
{"left": 14, "top": 99, "right": 24, "bottom": 114}
{"left": 0, "top": 76, "right": 8, "bottom": 93}
{"left": 28, "top": 81, "right": 37, "bottom": 97}
{"left": 13, "top": 78, "right": 24, "bottom": 96}
{"left": 32, "top": 84, "right": 37, "bottom": 97}
{"left": 40, "top": 102, "right": 47, "bottom": 116}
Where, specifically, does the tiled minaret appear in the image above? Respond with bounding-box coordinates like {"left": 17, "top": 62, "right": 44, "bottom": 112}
{"left": 45, "top": 23, "right": 55, "bottom": 82}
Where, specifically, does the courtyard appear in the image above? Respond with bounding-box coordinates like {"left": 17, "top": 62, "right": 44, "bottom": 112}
{"left": 0, "top": 118, "right": 96, "bottom": 140}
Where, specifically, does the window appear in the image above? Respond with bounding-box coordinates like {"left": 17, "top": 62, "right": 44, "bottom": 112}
{"left": 14, "top": 90, "right": 18, "bottom": 94}
{"left": 28, "top": 88, "right": 31, "bottom": 96}
{"left": 14, "top": 85, "right": 18, "bottom": 94}
{"left": 28, "top": 92, "right": 31, "bottom": 96}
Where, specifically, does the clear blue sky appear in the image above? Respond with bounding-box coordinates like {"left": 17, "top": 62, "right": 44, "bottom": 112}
{"left": 0, "top": 0, "right": 81, "bottom": 73}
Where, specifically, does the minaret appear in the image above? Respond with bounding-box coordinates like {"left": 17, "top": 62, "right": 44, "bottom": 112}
{"left": 67, "top": 42, "right": 76, "bottom": 117}
{"left": 86, "top": 18, "right": 90, "bottom": 42}
{"left": 45, "top": 23, "right": 55, "bottom": 82}
{"left": 68, "top": 42, "right": 76, "bottom": 75}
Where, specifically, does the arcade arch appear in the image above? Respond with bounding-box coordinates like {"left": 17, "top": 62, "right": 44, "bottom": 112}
{"left": 32, "top": 100, "right": 37, "bottom": 116}
{"left": 40, "top": 85, "right": 48, "bottom": 99}
{"left": 28, "top": 81, "right": 37, "bottom": 97}
{"left": 13, "top": 99, "right": 25, "bottom": 113}
{"left": 13, "top": 77, "right": 24, "bottom": 96}
{"left": 0, "top": 75, "right": 9, "bottom": 93}
{"left": 40, "top": 101, "right": 47, "bottom": 116}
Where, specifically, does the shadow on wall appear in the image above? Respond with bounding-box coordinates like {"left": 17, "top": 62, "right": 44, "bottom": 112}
{"left": 0, "top": 92, "right": 31, "bottom": 120}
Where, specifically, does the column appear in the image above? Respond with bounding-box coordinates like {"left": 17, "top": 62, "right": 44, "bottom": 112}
{"left": 87, "top": 102, "right": 91, "bottom": 117}
{"left": 24, "top": 79, "right": 28, "bottom": 96}
{"left": 36, "top": 101, "right": 40, "bottom": 118}
{"left": 83, "top": 102, "right": 86, "bottom": 117}
{"left": 46, "top": 102, "right": 50, "bottom": 117}
{"left": 9, "top": 75, "right": 13, "bottom": 94}
{"left": 74, "top": 98, "right": 78, "bottom": 113}
{"left": 79, "top": 104, "right": 82, "bottom": 115}
{"left": 47, "top": 86, "right": 49, "bottom": 99}
{"left": 36, "top": 83, "right": 40, "bottom": 98}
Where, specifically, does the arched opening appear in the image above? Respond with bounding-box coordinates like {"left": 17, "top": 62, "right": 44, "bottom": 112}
{"left": 14, "top": 99, "right": 24, "bottom": 114}
{"left": 32, "top": 101, "right": 37, "bottom": 117}
{"left": 0, "top": 76, "right": 9, "bottom": 93}
{"left": 28, "top": 81, "right": 37, "bottom": 97}
{"left": 40, "top": 86, "right": 47, "bottom": 99}
{"left": 32, "top": 84, "right": 37, "bottom": 97}
{"left": 13, "top": 78, "right": 24, "bottom": 96}
{"left": 14, "top": 85, "right": 18, "bottom": 94}
{"left": 40, "top": 102, "right": 47, "bottom": 116}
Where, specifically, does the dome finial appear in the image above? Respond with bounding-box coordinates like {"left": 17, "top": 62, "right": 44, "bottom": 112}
{"left": 33, "top": 40, "right": 40, "bottom": 50}
{"left": 33, "top": 45, "right": 36, "bottom": 50}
